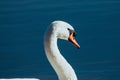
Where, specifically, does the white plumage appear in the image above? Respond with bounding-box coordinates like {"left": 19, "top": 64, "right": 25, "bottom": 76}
{"left": 1, "top": 21, "right": 80, "bottom": 80}
{"left": 44, "top": 21, "right": 80, "bottom": 80}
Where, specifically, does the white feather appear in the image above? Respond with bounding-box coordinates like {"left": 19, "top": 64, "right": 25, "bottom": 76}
{"left": 44, "top": 21, "right": 78, "bottom": 80}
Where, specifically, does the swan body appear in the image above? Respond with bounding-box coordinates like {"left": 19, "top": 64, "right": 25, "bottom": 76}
{"left": 0, "top": 78, "right": 39, "bottom": 80}
{"left": 44, "top": 21, "right": 80, "bottom": 80}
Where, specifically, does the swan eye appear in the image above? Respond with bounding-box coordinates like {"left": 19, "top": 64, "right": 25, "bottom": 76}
{"left": 67, "top": 28, "right": 76, "bottom": 37}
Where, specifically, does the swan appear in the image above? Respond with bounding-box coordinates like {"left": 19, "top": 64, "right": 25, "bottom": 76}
{"left": 0, "top": 78, "right": 39, "bottom": 80}
{"left": 1, "top": 21, "right": 80, "bottom": 80}
{"left": 44, "top": 20, "right": 80, "bottom": 80}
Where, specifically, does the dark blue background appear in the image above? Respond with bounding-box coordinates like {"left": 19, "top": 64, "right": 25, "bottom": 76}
{"left": 0, "top": 0, "right": 120, "bottom": 80}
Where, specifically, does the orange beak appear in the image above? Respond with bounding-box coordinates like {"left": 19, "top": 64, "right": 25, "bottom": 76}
{"left": 68, "top": 32, "right": 80, "bottom": 48}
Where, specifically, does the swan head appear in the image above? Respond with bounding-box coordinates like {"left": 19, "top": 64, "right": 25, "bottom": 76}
{"left": 51, "top": 21, "right": 80, "bottom": 48}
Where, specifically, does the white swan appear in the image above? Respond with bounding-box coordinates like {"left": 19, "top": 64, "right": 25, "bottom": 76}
{"left": 1, "top": 21, "right": 80, "bottom": 80}
{"left": 0, "top": 78, "right": 39, "bottom": 80}
{"left": 44, "top": 20, "right": 80, "bottom": 80}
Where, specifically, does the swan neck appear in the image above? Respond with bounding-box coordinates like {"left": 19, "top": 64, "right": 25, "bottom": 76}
{"left": 44, "top": 29, "right": 77, "bottom": 80}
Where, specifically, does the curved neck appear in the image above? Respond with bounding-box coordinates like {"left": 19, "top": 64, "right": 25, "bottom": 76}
{"left": 44, "top": 29, "right": 77, "bottom": 80}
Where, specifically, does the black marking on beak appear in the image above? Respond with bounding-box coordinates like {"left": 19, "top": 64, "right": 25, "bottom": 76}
{"left": 67, "top": 28, "right": 80, "bottom": 48}
{"left": 67, "top": 28, "right": 76, "bottom": 37}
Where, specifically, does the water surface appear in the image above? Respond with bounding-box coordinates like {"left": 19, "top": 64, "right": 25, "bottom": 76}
{"left": 0, "top": 0, "right": 120, "bottom": 80}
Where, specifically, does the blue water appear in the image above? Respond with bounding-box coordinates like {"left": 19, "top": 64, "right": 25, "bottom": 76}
{"left": 0, "top": 0, "right": 120, "bottom": 80}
